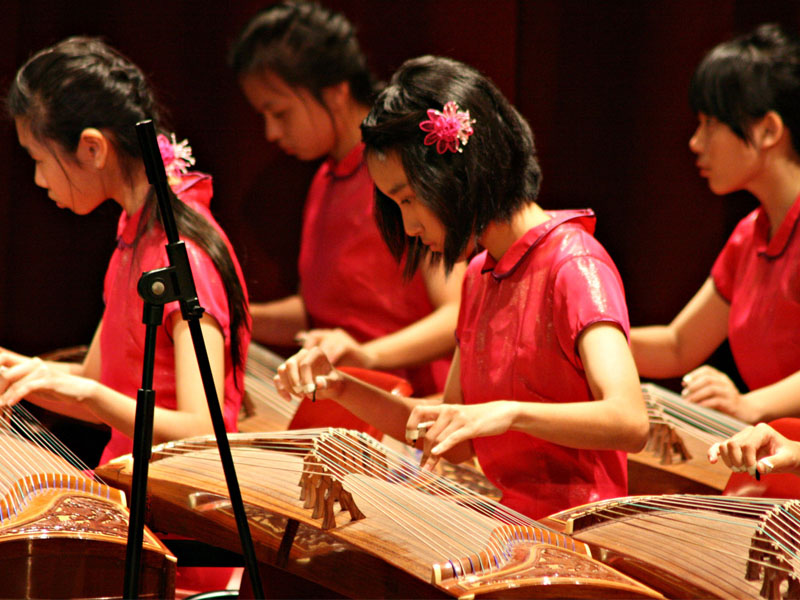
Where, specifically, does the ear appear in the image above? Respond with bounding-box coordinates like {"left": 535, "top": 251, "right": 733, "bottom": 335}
{"left": 76, "top": 127, "right": 110, "bottom": 169}
{"left": 321, "top": 81, "right": 351, "bottom": 112}
{"left": 753, "top": 111, "right": 785, "bottom": 150}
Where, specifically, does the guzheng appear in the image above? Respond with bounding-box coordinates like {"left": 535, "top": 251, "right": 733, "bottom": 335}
{"left": 544, "top": 494, "right": 800, "bottom": 600}
{"left": 627, "top": 382, "right": 746, "bottom": 495}
{"left": 96, "top": 428, "right": 663, "bottom": 599}
{"left": 0, "top": 403, "right": 175, "bottom": 598}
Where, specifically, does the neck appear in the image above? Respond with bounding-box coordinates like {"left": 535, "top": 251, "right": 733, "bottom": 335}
{"left": 114, "top": 165, "right": 152, "bottom": 216}
{"left": 750, "top": 154, "right": 800, "bottom": 237}
{"left": 330, "top": 102, "right": 370, "bottom": 162}
{"left": 480, "top": 202, "right": 549, "bottom": 261}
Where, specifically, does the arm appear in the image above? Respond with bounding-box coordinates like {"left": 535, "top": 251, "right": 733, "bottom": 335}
{"left": 250, "top": 294, "right": 309, "bottom": 346}
{"left": 0, "top": 313, "right": 227, "bottom": 445}
{"left": 709, "top": 422, "right": 800, "bottom": 477}
{"left": 630, "top": 278, "right": 729, "bottom": 378}
{"left": 273, "top": 345, "right": 448, "bottom": 442}
{"left": 409, "top": 322, "right": 650, "bottom": 470}
{"left": 298, "top": 260, "right": 464, "bottom": 369}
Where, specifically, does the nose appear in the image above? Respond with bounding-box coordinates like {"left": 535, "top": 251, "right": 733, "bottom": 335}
{"left": 401, "top": 207, "right": 423, "bottom": 238}
{"left": 688, "top": 124, "right": 703, "bottom": 154}
{"left": 264, "top": 115, "right": 282, "bottom": 143}
{"left": 33, "top": 165, "right": 47, "bottom": 189}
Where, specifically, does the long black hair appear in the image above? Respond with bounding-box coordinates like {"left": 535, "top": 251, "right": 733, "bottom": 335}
{"left": 690, "top": 23, "right": 800, "bottom": 156}
{"left": 6, "top": 36, "right": 249, "bottom": 375}
{"left": 361, "top": 55, "right": 542, "bottom": 276}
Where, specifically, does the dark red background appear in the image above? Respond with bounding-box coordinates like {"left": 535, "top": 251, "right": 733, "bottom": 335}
{"left": 2, "top": 1, "right": 798, "bottom": 385}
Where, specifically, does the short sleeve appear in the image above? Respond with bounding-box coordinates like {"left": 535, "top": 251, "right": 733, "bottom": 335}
{"left": 552, "top": 255, "right": 630, "bottom": 367}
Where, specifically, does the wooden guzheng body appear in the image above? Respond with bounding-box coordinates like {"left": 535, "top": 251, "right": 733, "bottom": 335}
{"left": 544, "top": 494, "right": 800, "bottom": 599}
{"left": 96, "top": 428, "right": 663, "bottom": 599}
{"left": 628, "top": 382, "right": 745, "bottom": 495}
{"left": 0, "top": 404, "right": 175, "bottom": 598}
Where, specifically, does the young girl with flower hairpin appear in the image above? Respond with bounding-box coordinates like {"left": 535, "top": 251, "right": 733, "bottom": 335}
{"left": 0, "top": 36, "right": 250, "bottom": 467}
{"left": 275, "top": 54, "right": 650, "bottom": 519}
{"left": 229, "top": 1, "right": 464, "bottom": 414}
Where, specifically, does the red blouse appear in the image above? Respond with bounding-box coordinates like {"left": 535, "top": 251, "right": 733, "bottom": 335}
{"left": 712, "top": 194, "right": 800, "bottom": 391}
{"left": 457, "top": 209, "right": 629, "bottom": 519}
{"left": 99, "top": 173, "right": 250, "bottom": 464}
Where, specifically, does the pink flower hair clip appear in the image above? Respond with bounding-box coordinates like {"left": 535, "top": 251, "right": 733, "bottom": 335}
{"left": 157, "top": 132, "right": 196, "bottom": 183}
{"left": 419, "top": 101, "right": 476, "bottom": 154}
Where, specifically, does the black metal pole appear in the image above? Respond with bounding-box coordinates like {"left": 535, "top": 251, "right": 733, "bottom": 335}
{"left": 123, "top": 120, "right": 263, "bottom": 598}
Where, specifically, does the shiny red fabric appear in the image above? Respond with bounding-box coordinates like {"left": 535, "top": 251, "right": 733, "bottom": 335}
{"left": 99, "top": 173, "right": 250, "bottom": 464}
{"left": 712, "top": 194, "right": 800, "bottom": 392}
{"left": 294, "top": 143, "right": 451, "bottom": 431}
{"left": 457, "top": 210, "right": 629, "bottom": 520}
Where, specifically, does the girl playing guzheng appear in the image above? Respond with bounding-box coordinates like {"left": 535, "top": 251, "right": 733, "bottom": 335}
{"left": 275, "top": 54, "right": 650, "bottom": 520}
{"left": 229, "top": 1, "right": 463, "bottom": 403}
{"left": 0, "top": 36, "right": 250, "bottom": 465}
{"left": 632, "top": 23, "right": 800, "bottom": 424}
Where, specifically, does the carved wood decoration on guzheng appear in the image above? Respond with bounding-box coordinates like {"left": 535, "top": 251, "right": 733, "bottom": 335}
{"left": 97, "top": 428, "right": 663, "bottom": 598}
{"left": 627, "top": 383, "right": 747, "bottom": 495}
{"left": 544, "top": 494, "right": 800, "bottom": 600}
{"left": 0, "top": 404, "right": 175, "bottom": 599}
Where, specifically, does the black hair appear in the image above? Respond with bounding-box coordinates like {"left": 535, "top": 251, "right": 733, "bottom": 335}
{"left": 361, "top": 55, "right": 542, "bottom": 276}
{"left": 228, "top": 0, "right": 380, "bottom": 106}
{"left": 689, "top": 22, "right": 800, "bottom": 155}
{"left": 6, "top": 36, "right": 249, "bottom": 377}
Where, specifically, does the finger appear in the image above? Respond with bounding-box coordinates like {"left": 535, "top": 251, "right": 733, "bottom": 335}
{"left": 708, "top": 442, "right": 721, "bottom": 464}
{"left": 406, "top": 420, "right": 436, "bottom": 444}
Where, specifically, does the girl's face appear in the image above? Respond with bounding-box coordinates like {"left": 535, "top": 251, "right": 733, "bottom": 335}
{"left": 15, "top": 118, "right": 105, "bottom": 215}
{"left": 689, "top": 113, "right": 762, "bottom": 195}
{"left": 366, "top": 151, "right": 447, "bottom": 254}
{"left": 240, "top": 70, "right": 337, "bottom": 161}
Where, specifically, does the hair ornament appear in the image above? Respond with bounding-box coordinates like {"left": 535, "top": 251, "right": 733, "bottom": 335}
{"left": 157, "top": 133, "right": 196, "bottom": 183}
{"left": 419, "top": 101, "right": 475, "bottom": 154}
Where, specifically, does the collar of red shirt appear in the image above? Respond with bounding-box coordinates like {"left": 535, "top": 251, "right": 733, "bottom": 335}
{"left": 480, "top": 208, "right": 596, "bottom": 280}
{"left": 754, "top": 192, "right": 800, "bottom": 258}
{"left": 324, "top": 143, "right": 365, "bottom": 180}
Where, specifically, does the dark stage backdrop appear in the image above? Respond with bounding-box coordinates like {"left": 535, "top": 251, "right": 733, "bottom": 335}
{"left": 2, "top": 1, "right": 799, "bottom": 387}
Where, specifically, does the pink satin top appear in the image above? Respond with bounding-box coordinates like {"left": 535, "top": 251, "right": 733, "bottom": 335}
{"left": 712, "top": 194, "right": 800, "bottom": 391}
{"left": 99, "top": 173, "right": 250, "bottom": 464}
{"left": 457, "top": 209, "right": 629, "bottom": 519}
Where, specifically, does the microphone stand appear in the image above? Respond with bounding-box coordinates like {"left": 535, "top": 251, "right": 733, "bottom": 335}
{"left": 123, "top": 119, "right": 263, "bottom": 598}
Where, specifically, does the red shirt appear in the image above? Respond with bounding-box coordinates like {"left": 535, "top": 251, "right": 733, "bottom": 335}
{"left": 712, "top": 194, "right": 800, "bottom": 391}
{"left": 99, "top": 173, "right": 250, "bottom": 464}
{"left": 457, "top": 210, "right": 629, "bottom": 519}
{"left": 292, "top": 143, "right": 452, "bottom": 432}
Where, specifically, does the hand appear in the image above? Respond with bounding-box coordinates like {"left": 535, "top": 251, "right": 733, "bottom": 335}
{"left": 0, "top": 353, "right": 95, "bottom": 407}
{"left": 296, "top": 328, "right": 374, "bottom": 368}
{"left": 708, "top": 422, "right": 800, "bottom": 477}
{"left": 682, "top": 365, "right": 752, "bottom": 421}
{"left": 274, "top": 347, "right": 345, "bottom": 403}
{"left": 405, "top": 401, "right": 516, "bottom": 471}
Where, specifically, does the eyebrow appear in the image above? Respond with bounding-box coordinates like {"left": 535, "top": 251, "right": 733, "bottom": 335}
{"left": 388, "top": 181, "right": 408, "bottom": 195}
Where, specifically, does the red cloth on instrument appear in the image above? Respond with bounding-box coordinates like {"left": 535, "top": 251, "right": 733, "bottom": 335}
{"left": 457, "top": 210, "right": 629, "bottom": 520}
{"left": 712, "top": 193, "right": 800, "bottom": 392}
{"left": 292, "top": 142, "right": 451, "bottom": 429}
{"left": 98, "top": 172, "right": 250, "bottom": 464}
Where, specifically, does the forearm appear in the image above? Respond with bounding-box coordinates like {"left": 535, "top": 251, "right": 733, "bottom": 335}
{"left": 80, "top": 380, "right": 216, "bottom": 445}
{"left": 330, "top": 372, "right": 436, "bottom": 442}
{"left": 250, "top": 294, "right": 308, "bottom": 346}
{"left": 741, "top": 372, "right": 800, "bottom": 423}
{"left": 510, "top": 396, "right": 648, "bottom": 453}
{"left": 630, "top": 325, "right": 687, "bottom": 378}
{"left": 361, "top": 303, "right": 458, "bottom": 370}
